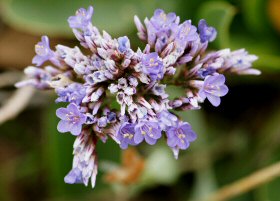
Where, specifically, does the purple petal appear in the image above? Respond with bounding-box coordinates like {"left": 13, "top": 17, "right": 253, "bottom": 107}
{"left": 32, "top": 55, "right": 45, "bottom": 66}
{"left": 56, "top": 108, "right": 69, "bottom": 120}
{"left": 167, "top": 135, "right": 177, "bottom": 148}
{"left": 134, "top": 132, "right": 144, "bottom": 144}
{"left": 67, "top": 103, "right": 79, "bottom": 112}
{"left": 41, "top": 36, "right": 50, "bottom": 47}
{"left": 217, "top": 85, "right": 229, "bottom": 97}
{"left": 120, "top": 141, "right": 128, "bottom": 149}
{"left": 64, "top": 168, "right": 83, "bottom": 184}
{"left": 166, "top": 12, "right": 176, "bottom": 22}
{"left": 151, "top": 128, "right": 162, "bottom": 139}
{"left": 57, "top": 120, "right": 70, "bottom": 133}
{"left": 144, "top": 135, "right": 157, "bottom": 145}
{"left": 207, "top": 74, "right": 225, "bottom": 86}
{"left": 178, "top": 140, "right": 190, "bottom": 150}
{"left": 186, "top": 130, "right": 197, "bottom": 142}
{"left": 198, "top": 89, "right": 206, "bottom": 100}
{"left": 207, "top": 94, "right": 221, "bottom": 107}
{"left": 70, "top": 124, "right": 83, "bottom": 136}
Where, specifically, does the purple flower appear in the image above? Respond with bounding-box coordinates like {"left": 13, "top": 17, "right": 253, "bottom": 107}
{"left": 134, "top": 121, "right": 162, "bottom": 145}
{"left": 15, "top": 66, "right": 52, "bottom": 89}
{"left": 107, "top": 112, "right": 117, "bottom": 123}
{"left": 64, "top": 167, "right": 83, "bottom": 184}
{"left": 141, "top": 52, "right": 164, "bottom": 81}
{"left": 56, "top": 83, "right": 86, "bottom": 105}
{"left": 198, "top": 74, "right": 229, "bottom": 107}
{"left": 116, "top": 122, "right": 136, "bottom": 149}
{"left": 117, "top": 36, "right": 130, "bottom": 53}
{"left": 198, "top": 19, "right": 217, "bottom": 43}
{"left": 56, "top": 103, "right": 86, "bottom": 135}
{"left": 150, "top": 9, "right": 177, "bottom": 30}
{"left": 148, "top": 9, "right": 179, "bottom": 51}
{"left": 175, "top": 20, "right": 198, "bottom": 49}
{"left": 68, "top": 6, "right": 94, "bottom": 30}
{"left": 197, "top": 67, "right": 216, "bottom": 78}
{"left": 32, "top": 36, "right": 54, "bottom": 66}
{"left": 166, "top": 122, "right": 197, "bottom": 150}
{"left": 226, "top": 49, "right": 260, "bottom": 75}
{"left": 157, "top": 110, "right": 178, "bottom": 130}
{"left": 97, "top": 116, "right": 107, "bottom": 127}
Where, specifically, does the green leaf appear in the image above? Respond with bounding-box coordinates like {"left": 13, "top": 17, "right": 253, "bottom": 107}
{"left": 141, "top": 145, "right": 180, "bottom": 185}
{"left": 242, "top": 0, "right": 272, "bottom": 35}
{"left": 165, "top": 85, "right": 185, "bottom": 100}
{"left": 0, "top": 0, "right": 176, "bottom": 37}
{"left": 196, "top": 1, "right": 236, "bottom": 48}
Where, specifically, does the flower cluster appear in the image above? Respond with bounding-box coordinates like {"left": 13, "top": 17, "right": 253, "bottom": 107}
{"left": 16, "top": 6, "right": 260, "bottom": 188}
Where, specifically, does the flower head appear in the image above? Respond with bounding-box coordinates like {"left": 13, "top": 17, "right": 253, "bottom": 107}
{"left": 16, "top": 6, "right": 260, "bottom": 189}
{"left": 56, "top": 103, "right": 86, "bottom": 135}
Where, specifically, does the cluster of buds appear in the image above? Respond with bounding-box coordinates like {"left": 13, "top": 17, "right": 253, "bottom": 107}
{"left": 16, "top": 6, "right": 260, "bottom": 188}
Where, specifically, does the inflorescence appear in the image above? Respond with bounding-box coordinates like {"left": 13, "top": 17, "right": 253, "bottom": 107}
{"left": 16, "top": 6, "right": 260, "bottom": 188}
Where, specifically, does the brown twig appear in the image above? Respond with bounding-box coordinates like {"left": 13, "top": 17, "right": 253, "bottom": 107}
{"left": 0, "top": 86, "right": 35, "bottom": 125}
{"left": 199, "top": 161, "right": 280, "bottom": 201}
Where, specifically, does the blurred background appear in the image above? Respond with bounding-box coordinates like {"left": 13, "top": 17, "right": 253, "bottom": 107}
{"left": 0, "top": 0, "right": 280, "bottom": 201}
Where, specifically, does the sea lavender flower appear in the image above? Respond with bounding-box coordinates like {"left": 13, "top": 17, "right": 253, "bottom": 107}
{"left": 118, "top": 36, "right": 130, "bottom": 53}
{"left": 68, "top": 6, "right": 94, "bottom": 30}
{"left": 198, "top": 19, "right": 217, "bottom": 43}
{"left": 134, "top": 121, "right": 162, "bottom": 145}
{"left": 17, "top": 6, "right": 260, "bottom": 188}
{"left": 175, "top": 20, "right": 198, "bottom": 50}
{"left": 226, "top": 49, "right": 260, "bottom": 75}
{"left": 141, "top": 52, "right": 164, "bottom": 81}
{"left": 166, "top": 122, "right": 197, "bottom": 158}
{"left": 117, "top": 122, "right": 136, "bottom": 149}
{"left": 56, "top": 83, "right": 86, "bottom": 105}
{"left": 56, "top": 103, "right": 87, "bottom": 135}
{"left": 32, "top": 36, "right": 55, "bottom": 66}
{"left": 198, "top": 74, "right": 229, "bottom": 107}
{"left": 150, "top": 9, "right": 177, "bottom": 30}
{"left": 15, "top": 66, "right": 52, "bottom": 89}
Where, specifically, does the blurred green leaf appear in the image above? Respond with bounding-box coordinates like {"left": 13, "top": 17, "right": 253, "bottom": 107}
{"left": 190, "top": 168, "right": 218, "bottom": 201}
{"left": 196, "top": 1, "right": 236, "bottom": 48}
{"left": 242, "top": 0, "right": 272, "bottom": 35}
{"left": 177, "top": 110, "right": 218, "bottom": 200}
{"left": 141, "top": 145, "right": 180, "bottom": 185}
{"left": 165, "top": 85, "right": 185, "bottom": 100}
{"left": 1, "top": 0, "right": 176, "bottom": 37}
